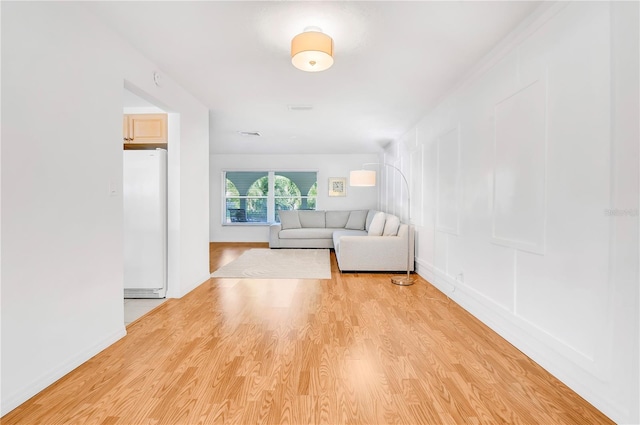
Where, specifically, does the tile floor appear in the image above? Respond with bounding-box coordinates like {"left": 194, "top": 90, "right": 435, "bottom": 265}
{"left": 124, "top": 298, "right": 167, "bottom": 325}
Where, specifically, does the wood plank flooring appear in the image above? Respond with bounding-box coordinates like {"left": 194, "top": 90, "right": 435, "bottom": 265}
{"left": 2, "top": 243, "right": 613, "bottom": 424}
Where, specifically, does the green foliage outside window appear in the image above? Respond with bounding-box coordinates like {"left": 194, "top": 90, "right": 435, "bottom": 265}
{"left": 307, "top": 182, "right": 317, "bottom": 209}
{"left": 224, "top": 172, "right": 317, "bottom": 224}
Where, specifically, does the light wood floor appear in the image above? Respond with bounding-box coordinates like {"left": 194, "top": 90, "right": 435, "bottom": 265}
{"left": 3, "top": 243, "right": 613, "bottom": 424}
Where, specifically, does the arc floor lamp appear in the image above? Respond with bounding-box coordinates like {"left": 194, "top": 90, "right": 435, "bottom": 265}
{"left": 350, "top": 163, "right": 414, "bottom": 286}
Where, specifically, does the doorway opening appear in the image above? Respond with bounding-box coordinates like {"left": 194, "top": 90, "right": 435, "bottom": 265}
{"left": 122, "top": 86, "right": 170, "bottom": 323}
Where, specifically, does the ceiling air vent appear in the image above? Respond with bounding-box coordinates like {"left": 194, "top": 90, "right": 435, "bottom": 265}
{"left": 237, "top": 131, "right": 261, "bottom": 137}
{"left": 287, "top": 105, "right": 314, "bottom": 111}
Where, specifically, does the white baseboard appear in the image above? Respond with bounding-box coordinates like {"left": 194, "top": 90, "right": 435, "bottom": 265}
{"left": 414, "top": 257, "right": 626, "bottom": 423}
{"left": 166, "top": 272, "right": 212, "bottom": 299}
{"left": 177, "top": 273, "right": 212, "bottom": 298}
{"left": 1, "top": 327, "right": 127, "bottom": 416}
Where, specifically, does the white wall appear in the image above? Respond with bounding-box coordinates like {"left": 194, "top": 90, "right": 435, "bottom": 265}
{"left": 1, "top": 2, "right": 210, "bottom": 414}
{"left": 210, "top": 154, "right": 379, "bottom": 242}
{"left": 380, "top": 3, "right": 639, "bottom": 423}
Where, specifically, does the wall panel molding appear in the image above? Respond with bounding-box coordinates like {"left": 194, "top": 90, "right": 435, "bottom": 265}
{"left": 436, "top": 125, "right": 461, "bottom": 234}
{"left": 491, "top": 79, "right": 547, "bottom": 254}
{"left": 410, "top": 145, "right": 424, "bottom": 226}
{"left": 405, "top": 2, "right": 638, "bottom": 422}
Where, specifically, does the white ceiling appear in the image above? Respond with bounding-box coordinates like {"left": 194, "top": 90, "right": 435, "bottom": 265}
{"left": 88, "top": 1, "right": 541, "bottom": 155}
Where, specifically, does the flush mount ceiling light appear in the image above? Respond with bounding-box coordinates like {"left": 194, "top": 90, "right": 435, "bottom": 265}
{"left": 291, "top": 26, "right": 334, "bottom": 72}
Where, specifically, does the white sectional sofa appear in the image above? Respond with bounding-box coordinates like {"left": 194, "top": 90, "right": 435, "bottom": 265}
{"left": 269, "top": 209, "right": 415, "bottom": 272}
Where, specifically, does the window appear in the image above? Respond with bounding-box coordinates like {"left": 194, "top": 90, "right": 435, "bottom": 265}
{"left": 224, "top": 171, "right": 317, "bottom": 224}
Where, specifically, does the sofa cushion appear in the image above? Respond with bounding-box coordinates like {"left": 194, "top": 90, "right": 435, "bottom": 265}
{"left": 345, "top": 210, "right": 367, "bottom": 230}
{"left": 278, "top": 210, "right": 301, "bottom": 230}
{"left": 326, "top": 211, "right": 350, "bottom": 228}
{"left": 279, "top": 228, "right": 335, "bottom": 239}
{"left": 365, "top": 209, "right": 379, "bottom": 231}
{"left": 368, "top": 212, "right": 386, "bottom": 236}
{"left": 298, "top": 210, "right": 326, "bottom": 228}
{"left": 383, "top": 214, "right": 400, "bottom": 236}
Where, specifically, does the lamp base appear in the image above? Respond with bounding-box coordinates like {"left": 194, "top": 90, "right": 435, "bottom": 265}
{"left": 391, "top": 276, "right": 415, "bottom": 286}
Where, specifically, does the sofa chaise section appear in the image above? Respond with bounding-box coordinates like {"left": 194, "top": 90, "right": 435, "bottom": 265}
{"left": 332, "top": 224, "right": 414, "bottom": 272}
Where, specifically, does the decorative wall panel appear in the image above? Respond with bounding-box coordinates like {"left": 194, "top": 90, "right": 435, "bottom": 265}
{"left": 492, "top": 80, "right": 546, "bottom": 254}
{"left": 410, "top": 145, "right": 423, "bottom": 226}
{"left": 436, "top": 126, "right": 460, "bottom": 234}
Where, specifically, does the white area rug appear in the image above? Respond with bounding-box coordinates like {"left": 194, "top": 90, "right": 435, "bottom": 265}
{"left": 210, "top": 248, "right": 331, "bottom": 279}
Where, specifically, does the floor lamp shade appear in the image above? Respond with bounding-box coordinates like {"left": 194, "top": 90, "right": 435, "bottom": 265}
{"left": 349, "top": 170, "right": 376, "bottom": 187}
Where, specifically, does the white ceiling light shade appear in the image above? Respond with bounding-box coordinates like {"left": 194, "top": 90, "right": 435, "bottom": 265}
{"left": 291, "top": 27, "right": 334, "bottom": 72}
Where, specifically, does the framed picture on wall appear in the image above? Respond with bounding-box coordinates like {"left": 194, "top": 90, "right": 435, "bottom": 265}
{"left": 328, "top": 177, "right": 347, "bottom": 197}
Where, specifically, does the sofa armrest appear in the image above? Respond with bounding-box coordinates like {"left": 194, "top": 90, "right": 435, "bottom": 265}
{"left": 269, "top": 224, "right": 282, "bottom": 248}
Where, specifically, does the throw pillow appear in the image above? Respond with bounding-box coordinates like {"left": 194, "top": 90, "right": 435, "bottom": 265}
{"left": 345, "top": 210, "right": 367, "bottom": 230}
{"left": 368, "top": 212, "right": 386, "bottom": 236}
{"left": 278, "top": 210, "right": 301, "bottom": 230}
{"left": 326, "top": 211, "right": 350, "bottom": 228}
{"left": 383, "top": 214, "right": 400, "bottom": 236}
{"left": 365, "top": 209, "right": 379, "bottom": 231}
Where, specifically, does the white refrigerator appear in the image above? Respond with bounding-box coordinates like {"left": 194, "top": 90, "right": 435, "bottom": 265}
{"left": 123, "top": 149, "right": 167, "bottom": 298}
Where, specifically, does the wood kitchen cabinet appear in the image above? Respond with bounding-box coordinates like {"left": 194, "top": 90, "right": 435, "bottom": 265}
{"left": 123, "top": 114, "right": 168, "bottom": 148}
